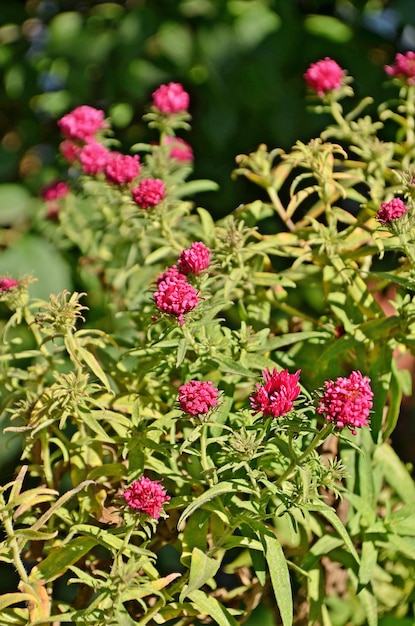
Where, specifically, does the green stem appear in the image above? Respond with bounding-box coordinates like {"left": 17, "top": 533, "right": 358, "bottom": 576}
{"left": 1, "top": 495, "right": 29, "bottom": 584}
{"left": 266, "top": 185, "right": 296, "bottom": 232}
{"left": 200, "top": 423, "right": 216, "bottom": 486}
{"left": 276, "top": 422, "right": 333, "bottom": 487}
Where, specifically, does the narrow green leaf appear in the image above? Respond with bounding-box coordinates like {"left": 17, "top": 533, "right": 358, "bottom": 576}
{"left": 249, "top": 548, "right": 267, "bottom": 586}
{"left": 76, "top": 346, "right": 112, "bottom": 392}
{"left": 197, "top": 207, "right": 216, "bottom": 244}
{"left": 31, "top": 480, "right": 95, "bottom": 531}
{"left": 188, "top": 589, "right": 239, "bottom": 626}
{"left": 30, "top": 536, "right": 97, "bottom": 582}
{"left": 177, "top": 482, "right": 253, "bottom": 531}
{"left": 382, "top": 361, "right": 404, "bottom": 441}
{"left": 0, "top": 592, "right": 34, "bottom": 611}
{"left": 211, "top": 357, "right": 256, "bottom": 378}
{"left": 359, "top": 540, "right": 378, "bottom": 586}
{"left": 307, "top": 502, "right": 360, "bottom": 565}
{"left": 260, "top": 528, "right": 293, "bottom": 626}
{"left": 174, "top": 179, "right": 219, "bottom": 197}
{"left": 374, "top": 443, "right": 415, "bottom": 504}
{"left": 180, "top": 547, "right": 220, "bottom": 602}
{"left": 176, "top": 337, "right": 188, "bottom": 367}
{"left": 14, "top": 528, "right": 58, "bottom": 542}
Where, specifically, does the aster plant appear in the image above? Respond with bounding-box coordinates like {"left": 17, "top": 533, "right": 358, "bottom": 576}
{"left": 1, "top": 58, "right": 415, "bottom": 626}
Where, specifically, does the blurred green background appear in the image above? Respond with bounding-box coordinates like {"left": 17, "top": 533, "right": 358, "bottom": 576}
{"left": 1, "top": 0, "right": 413, "bottom": 218}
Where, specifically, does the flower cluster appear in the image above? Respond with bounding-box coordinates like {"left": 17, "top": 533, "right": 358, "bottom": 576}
{"left": 178, "top": 380, "right": 219, "bottom": 416}
{"left": 177, "top": 242, "right": 211, "bottom": 275}
{"left": 121, "top": 477, "right": 170, "bottom": 519}
{"left": 105, "top": 153, "right": 141, "bottom": 185}
{"left": 41, "top": 180, "right": 70, "bottom": 201}
{"left": 164, "top": 136, "right": 193, "bottom": 162}
{"left": 132, "top": 178, "right": 166, "bottom": 209}
{"left": 79, "top": 141, "right": 111, "bottom": 175}
{"left": 304, "top": 57, "right": 344, "bottom": 97}
{"left": 377, "top": 197, "right": 409, "bottom": 224}
{"left": 153, "top": 273, "right": 199, "bottom": 325}
{"left": 58, "top": 105, "right": 107, "bottom": 142}
{"left": 152, "top": 82, "right": 190, "bottom": 114}
{"left": 250, "top": 368, "right": 301, "bottom": 418}
{"left": 0, "top": 277, "right": 19, "bottom": 291}
{"left": 317, "top": 370, "right": 373, "bottom": 434}
{"left": 153, "top": 242, "right": 211, "bottom": 324}
{"left": 385, "top": 51, "right": 415, "bottom": 85}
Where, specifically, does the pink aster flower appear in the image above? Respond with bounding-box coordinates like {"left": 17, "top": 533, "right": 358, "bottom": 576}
{"left": 178, "top": 380, "right": 219, "bottom": 416}
{"left": 105, "top": 152, "right": 141, "bottom": 185}
{"left": 178, "top": 242, "right": 211, "bottom": 276}
{"left": 0, "top": 277, "right": 19, "bottom": 291}
{"left": 385, "top": 51, "right": 415, "bottom": 85}
{"left": 41, "top": 180, "right": 70, "bottom": 201}
{"left": 79, "top": 141, "right": 111, "bottom": 175}
{"left": 132, "top": 178, "right": 166, "bottom": 209}
{"left": 154, "top": 275, "right": 199, "bottom": 324}
{"left": 58, "top": 105, "right": 107, "bottom": 142}
{"left": 156, "top": 265, "right": 187, "bottom": 286}
{"left": 59, "top": 139, "right": 82, "bottom": 164}
{"left": 304, "top": 57, "right": 345, "bottom": 97}
{"left": 164, "top": 136, "right": 194, "bottom": 162}
{"left": 377, "top": 198, "right": 409, "bottom": 224}
{"left": 152, "top": 82, "right": 190, "bottom": 114}
{"left": 121, "top": 477, "right": 170, "bottom": 520}
{"left": 250, "top": 368, "right": 301, "bottom": 418}
{"left": 317, "top": 370, "right": 373, "bottom": 434}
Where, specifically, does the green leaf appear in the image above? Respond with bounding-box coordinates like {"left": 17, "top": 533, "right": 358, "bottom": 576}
{"left": 177, "top": 481, "right": 254, "bottom": 531}
{"left": 307, "top": 502, "right": 360, "bottom": 565}
{"left": 180, "top": 547, "right": 220, "bottom": 602}
{"left": 174, "top": 179, "right": 219, "bottom": 197}
{"left": 14, "top": 528, "right": 58, "bottom": 542}
{"left": 257, "top": 526, "right": 293, "bottom": 626}
{"left": 249, "top": 548, "right": 267, "bottom": 586}
{"left": 0, "top": 592, "right": 35, "bottom": 611}
{"left": 210, "top": 357, "right": 256, "bottom": 378}
{"left": 181, "top": 508, "right": 210, "bottom": 567}
{"left": 188, "top": 589, "right": 239, "bottom": 626}
{"left": 30, "top": 536, "right": 98, "bottom": 582}
{"left": 374, "top": 443, "right": 415, "bottom": 505}
{"left": 76, "top": 346, "right": 113, "bottom": 393}
{"left": 359, "top": 540, "right": 378, "bottom": 586}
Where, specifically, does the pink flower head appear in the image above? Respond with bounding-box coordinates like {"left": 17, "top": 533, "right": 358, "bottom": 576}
{"left": 304, "top": 57, "right": 344, "bottom": 97}
{"left": 0, "top": 277, "right": 19, "bottom": 291}
{"left": 105, "top": 152, "right": 141, "bottom": 185}
{"left": 79, "top": 141, "right": 111, "bottom": 175}
{"left": 153, "top": 275, "right": 199, "bottom": 324}
{"left": 58, "top": 105, "right": 106, "bottom": 142}
{"left": 385, "top": 51, "right": 415, "bottom": 85}
{"left": 178, "top": 242, "right": 211, "bottom": 276}
{"left": 132, "top": 178, "right": 166, "bottom": 209}
{"left": 317, "top": 370, "right": 373, "bottom": 434}
{"left": 41, "top": 180, "right": 70, "bottom": 201}
{"left": 59, "top": 140, "right": 81, "bottom": 164}
{"left": 121, "top": 477, "right": 170, "bottom": 519}
{"left": 156, "top": 265, "right": 187, "bottom": 286}
{"left": 152, "top": 82, "right": 190, "bottom": 114}
{"left": 178, "top": 380, "right": 219, "bottom": 415}
{"left": 164, "top": 136, "right": 194, "bottom": 162}
{"left": 250, "top": 368, "right": 301, "bottom": 418}
{"left": 377, "top": 198, "right": 409, "bottom": 224}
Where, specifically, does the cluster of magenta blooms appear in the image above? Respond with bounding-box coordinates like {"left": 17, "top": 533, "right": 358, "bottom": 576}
{"left": 5, "top": 52, "right": 415, "bottom": 520}
{"left": 41, "top": 81, "right": 193, "bottom": 215}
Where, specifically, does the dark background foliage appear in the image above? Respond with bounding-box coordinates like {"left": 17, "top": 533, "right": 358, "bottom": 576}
{"left": 1, "top": 0, "right": 414, "bottom": 217}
